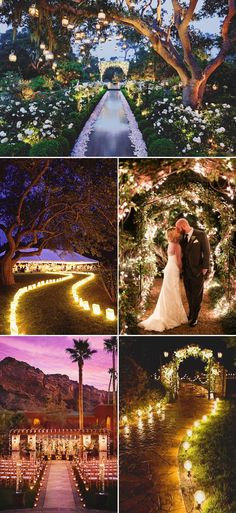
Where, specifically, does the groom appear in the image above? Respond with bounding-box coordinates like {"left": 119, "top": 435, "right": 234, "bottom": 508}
{"left": 175, "top": 218, "right": 210, "bottom": 327}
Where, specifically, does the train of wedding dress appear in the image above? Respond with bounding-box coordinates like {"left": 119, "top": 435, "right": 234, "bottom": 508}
{"left": 139, "top": 254, "right": 187, "bottom": 332}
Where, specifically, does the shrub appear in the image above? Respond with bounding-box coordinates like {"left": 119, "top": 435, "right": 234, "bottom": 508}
{"left": 62, "top": 127, "right": 77, "bottom": 145}
{"left": 0, "top": 142, "right": 30, "bottom": 156}
{"left": 222, "top": 309, "right": 236, "bottom": 334}
{"left": 142, "top": 127, "right": 156, "bottom": 141}
{"left": 148, "top": 138, "right": 178, "bottom": 156}
{"left": 138, "top": 119, "right": 150, "bottom": 131}
{"left": 56, "top": 136, "right": 70, "bottom": 155}
{"left": 29, "top": 139, "right": 60, "bottom": 156}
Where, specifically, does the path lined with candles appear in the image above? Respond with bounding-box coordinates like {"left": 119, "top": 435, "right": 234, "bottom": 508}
{"left": 120, "top": 383, "right": 211, "bottom": 513}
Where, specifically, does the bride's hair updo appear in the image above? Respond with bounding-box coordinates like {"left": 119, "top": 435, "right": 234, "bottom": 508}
{"left": 166, "top": 227, "right": 180, "bottom": 243}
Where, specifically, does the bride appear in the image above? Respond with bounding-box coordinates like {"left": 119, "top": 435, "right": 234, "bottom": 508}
{"left": 139, "top": 227, "right": 188, "bottom": 332}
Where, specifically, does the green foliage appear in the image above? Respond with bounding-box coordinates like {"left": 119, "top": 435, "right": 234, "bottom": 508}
{"left": 208, "top": 280, "right": 225, "bottom": 306}
{"left": 222, "top": 309, "right": 236, "bottom": 335}
{"left": 149, "top": 138, "right": 178, "bottom": 156}
{"left": 61, "top": 127, "right": 77, "bottom": 145}
{"left": 29, "top": 139, "right": 61, "bottom": 156}
{"left": 30, "top": 75, "right": 55, "bottom": 91}
{"left": 0, "top": 142, "right": 30, "bottom": 156}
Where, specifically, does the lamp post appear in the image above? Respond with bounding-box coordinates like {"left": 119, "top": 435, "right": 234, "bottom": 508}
{"left": 184, "top": 459, "right": 192, "bottom": 478}
{"left": 194, "top": 490, "right": 206, "bottom": 510}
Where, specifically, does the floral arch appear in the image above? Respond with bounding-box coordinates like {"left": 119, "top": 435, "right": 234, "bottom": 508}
{"left": 99, "top": 61, "right": 130, "bottom": 81}
{"left": 160, "top": 345, "right": 226, "bottom": 400}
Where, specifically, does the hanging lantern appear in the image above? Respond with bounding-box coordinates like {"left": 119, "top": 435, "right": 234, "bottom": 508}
{"left": 45, "top": 51, "right": 54, "bottom": 61}
{"left": 39, "top": 42, "right": 46, "bottom": 50}
{"left": 29, "top": 3, "right": 39, "bottom": 17}
{"left": 98, "top": 9, "right": 106, "bottom": 21}
{"left": 61, "top": 15, "right": 69, "bottom": 27}
{"left": 9, "top": 51, "right": 17, "bottom": 62}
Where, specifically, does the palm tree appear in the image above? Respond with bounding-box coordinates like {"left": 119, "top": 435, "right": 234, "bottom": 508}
{"left": 104, "top": 337, "right": 117, "bottom": 452}
{"left": 107, "top": 368, "right": 113, "bottom": 405}
{"left": 66, "top": 338, "right": 97, "bottom": 431}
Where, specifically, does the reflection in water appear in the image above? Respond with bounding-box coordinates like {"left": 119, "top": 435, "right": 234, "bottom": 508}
{"left": 85, "top": 91, "right": 134, "bottom": 157}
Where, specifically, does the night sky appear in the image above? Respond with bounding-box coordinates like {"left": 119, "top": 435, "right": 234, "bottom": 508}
{"left": 120, "top": 336, "right": 236, "bottom": 374}
{"left": 0, "top": 336, "right": 113, "bottom": 390}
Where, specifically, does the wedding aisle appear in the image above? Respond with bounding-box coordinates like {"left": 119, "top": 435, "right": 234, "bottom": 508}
{"left": 71, "top": 90, "right": 147, "bottom": 157}
{"left": 139, "top": 279, "right": 223, "bottom": 335}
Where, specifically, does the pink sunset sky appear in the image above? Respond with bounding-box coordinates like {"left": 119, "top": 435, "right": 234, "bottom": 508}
{"left": 0, "top": 336, "right": 114, "bottom": 390}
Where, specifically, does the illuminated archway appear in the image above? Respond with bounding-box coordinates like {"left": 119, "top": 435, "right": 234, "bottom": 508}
{"left": 99, "top": 61, "right": 130, "bottom": 81}
{"left": 160, "top": 345, "right": 226, "bottom": 400}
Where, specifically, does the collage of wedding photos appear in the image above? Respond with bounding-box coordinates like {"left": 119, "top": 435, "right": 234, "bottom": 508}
{"left": 0, "top": 1, "right": 236, "bottom": 513}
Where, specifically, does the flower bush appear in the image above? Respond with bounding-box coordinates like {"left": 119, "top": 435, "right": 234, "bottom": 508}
{"left": 123, "top": 81, "right": 236, "bottom": 156}
{"left": 0, "top": 79, "right": 105, "bottom": 156}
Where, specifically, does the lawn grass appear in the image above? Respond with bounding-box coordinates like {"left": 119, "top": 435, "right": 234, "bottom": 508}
{"left": 14, "top": 272, "right": 117, "bottom": 335}
{"left": 0, "top": 273, "right": 63, "bottom": 335}
{"left": 180, "top": 400, "right": 236, "bottom": 513}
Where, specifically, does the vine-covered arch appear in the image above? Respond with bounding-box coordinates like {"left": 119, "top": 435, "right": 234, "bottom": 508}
{"left": 98, "top": 61, "right": 130, "bottom": 81}
{"left": 160, "top": 345, "right": 226, "bottom": 400}
{"left": 119, "top": 158, "right": 235, "bottom": 333}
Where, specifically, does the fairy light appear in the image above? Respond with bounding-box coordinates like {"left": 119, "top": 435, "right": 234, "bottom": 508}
{"left": 10, "top": 273, "right": 73, "bottom": 335}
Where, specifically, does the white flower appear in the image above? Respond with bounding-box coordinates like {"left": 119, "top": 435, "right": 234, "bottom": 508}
{"left": 68, "top": 123, "right": 74, "bottom": 129}
{"left": 220, "top": 142, "right": 225, "bottom": 148}
{"left": 186, "top": 144, "right": 191, "bottom": 150}
{"left": 16, "top": 121, "right": 22, "bottom": 128}
{"left": 1, "top": 137, "right": 8, "bottom": 143}
{"left": 24, "top": 129, "right": 34, "bottom": 135}
{"left": 17, "top": 134, "right": 23, "bottom": 141}
{"left": 20, "top": 107, "right": 27, "bottom": 114}
{"left": 193, "top": 136, "right": 201, "bottom": 144}
{"left": 0, "top": 131, "right": 6, "bottom": 137}
{"left": 215, "top": 127, "right": 226, "bottom": 134}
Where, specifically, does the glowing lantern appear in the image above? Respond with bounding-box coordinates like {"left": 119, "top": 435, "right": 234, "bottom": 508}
{"left": 92, "top": 304, "right": 101, "bottom": 315}
{"left": 106, "top": 308, "right": 115, "bottom": 321}
{"left": 79, "top": 298, "right": 84, "bottom": 307}
{"left": 98, "top": 9, "right": 106, "bottom": 21}
{"left": 137, "top": 410, "right": 142, "bottom": 417}
{"left": 217, "top": 352, "right": 223, "bottom": 358}
{"left": 122, "top": 415, "right": 128, "bottom": 424}
{"left": 29, "top": 3, "right": 39, "bottom": 17}
{"left": 183, "top": 441, "right": 190, "bottom": 451}
{"left": 83, "top": 300, "right": 90, "bottom": 311}
{"left": 62, "top": 15, "right": 69, "bottom": 27}
{"left": 194, "top": 490, "right": 206, "bottom": 507}
{"left": 187, "top": 429, "right": 192, "bottom": 437}
{"left": 96, "top": 23, "right": 101, "bottom": 30}
{"left": 194, "top": 420, "right": 200, "bottom": 428}
{"left": 163, "top": 351, "right": 169, "bottom": 358}
{"left": 202, "top": 415, "right": 208, "bottom": 422}
{"left": 67, "top": 23, "right": 75, "bottom": 30}
{"left": 40, "top": 42, "right": 46, "bottom": 50}
{"left": 9, "top": 51, "right": 17, "bottom": 62}
{"left": 45, "top": 51, "right": 54, "bottom": 61}
{"left": 184, "top": 460, "right": 192, "bottom": 476}
{"left": 52, "top": 62, "right": 57, "bottom": 70}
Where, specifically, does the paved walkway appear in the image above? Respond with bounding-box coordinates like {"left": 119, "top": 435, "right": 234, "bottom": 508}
{"left": 41, "top": 461, "right": 78, "bottom": 510}
{"left": 120, "top": 384, "right": 212, "bottom": 513}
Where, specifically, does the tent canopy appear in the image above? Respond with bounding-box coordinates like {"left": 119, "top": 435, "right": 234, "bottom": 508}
{"left": 17, "top": 249, "right": 98, "bottom": 264}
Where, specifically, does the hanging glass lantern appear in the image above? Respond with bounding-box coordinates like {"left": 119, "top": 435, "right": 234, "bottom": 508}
{"left": 61, "top": 15, "right": 69, "bottom": 27}
{"left": 29, "top": 3, "right": 39, "bottom": 17}
{"left": 9, "top": 51, "right": 17, "bottom": 62}
{"left": 98, "top": 9, "right": 106, "bottom": 21}
{"left": 39, "top": 42, "right": 46, "bottom": 50}
{"left": 45, "top": 51, "right": 54, "bottom": 60}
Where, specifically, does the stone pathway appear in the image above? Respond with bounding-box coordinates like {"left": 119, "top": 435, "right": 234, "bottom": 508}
{"left": 119, "top": 384, "right": 212, "bottom": 513}
{"left": 138, "top": 279, "right": 223, "bottom": 335}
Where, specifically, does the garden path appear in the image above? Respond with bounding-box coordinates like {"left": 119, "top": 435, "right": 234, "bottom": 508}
{"left": 120, "top": 384, "right": 211, "bottom": 513}
{"left": 139, "top": 279, "right": 223, "bottom": 335}
{"left": 71, "top": 91, "right": 147, "bottom": 157}
{"left": 40, "top": 461, "right": 80, "bottom": 511}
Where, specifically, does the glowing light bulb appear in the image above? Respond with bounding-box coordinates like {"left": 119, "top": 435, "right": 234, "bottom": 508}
{"left": 183, "top": 441, "right": 190, "bottom": 451}
{"left": 106, "top": 308, "right": 115, "bottom": 321}
{"left": 187, "top": 429, "right": 192, "bottom": 437}
{"left": 194, "top": 490, "right": 206, "bottom": 506}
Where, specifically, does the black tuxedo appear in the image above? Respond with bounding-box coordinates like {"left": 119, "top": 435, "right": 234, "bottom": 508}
{"left": 180, "top": 228, "right": 210, "bottom": 321}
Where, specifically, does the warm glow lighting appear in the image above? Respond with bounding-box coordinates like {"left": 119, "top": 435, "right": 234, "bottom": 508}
{"left": 92, "top": 304, "right": 101, "bottom": 315}
{"left": 40, "top": 42, "right": 46, "bottom": 50}
{"left": 194, "top": 420, "right": 200, "bottom": 428}
{"left": 98, "top": 9, "right": 106, "bottom": 21}
{"left": 83, "top": 300, "right": 90, "bottom": 311}
{"left": 62, "top": 15, "right": 69, "bottom": 27}
{"left": 164, "top": 351, "right": 169, "bottom": 358}
{"left": 184, "top": 460, "right": 192, "bottom": 474}
{"left": 187, "top": 429, "right": 192, "bottom": 437}
{"left": 217, "top": 352, "right": 223, "bottom": 358}
{"left": 183, "top": 441, "right": 190, "bottom": 451}
{"left": 202, "top": 415, "right": 208, "bottom": 422}
{"left": 29, "top": 3, "right": 39, "bottom": 17}
{"left": 194, "top": 490, "right": 206, "bottom": 506}
{"left": 122, "top": 415, "right": 128, "bottom": 424}
{"left": 10, "top": 273, "right": 73, "bottom": 335}
{"left": 106, "top": 308, "right": 115, "bottom": 321}
{"left": 9, "top": 51, "right": 17, "bottom": 62}
{"left": 137, "top": 409, "right": 142, "bottom": 417}
{"left": 72, "top": 272, "right": 95, "bottom": 303}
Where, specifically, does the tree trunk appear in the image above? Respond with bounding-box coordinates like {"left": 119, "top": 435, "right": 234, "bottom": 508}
{"left": 0, "top": 258, "right": 15, "bottom": 286}
{"left": 182, "top": 79, "right": 204, "bottom": 109}
{"left": 78, "top": 363, "right": 83, "bottom": 430}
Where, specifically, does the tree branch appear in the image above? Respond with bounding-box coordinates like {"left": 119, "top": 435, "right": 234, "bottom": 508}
{"left": 16, "top": 159, "right": 50, "bottom": 224}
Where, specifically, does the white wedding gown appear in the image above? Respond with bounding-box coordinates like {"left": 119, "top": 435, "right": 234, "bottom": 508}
{"left": 139, "top": 253, "right": 187, "bottom": 332}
